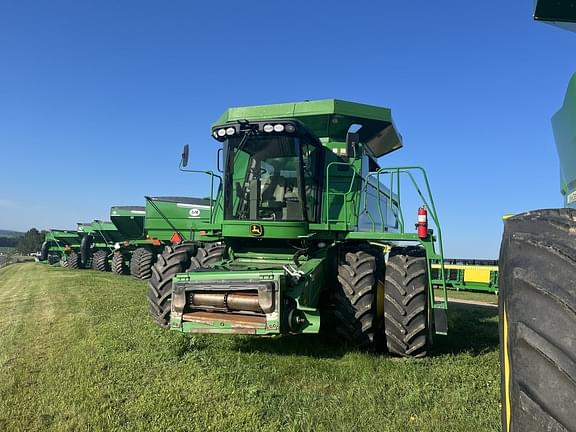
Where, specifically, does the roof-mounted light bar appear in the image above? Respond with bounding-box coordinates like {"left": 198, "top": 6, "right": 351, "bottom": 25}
{"left": 211, "top": 121, "right": 298, "bottom": 142}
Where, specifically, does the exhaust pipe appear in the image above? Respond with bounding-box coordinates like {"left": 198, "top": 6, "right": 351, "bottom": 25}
{"left": 190, "top": 293, "right": 262, "bottom": 313}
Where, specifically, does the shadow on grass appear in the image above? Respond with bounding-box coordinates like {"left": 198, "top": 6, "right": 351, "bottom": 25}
{"left": 233, "top": 333, "right": 351, "bottom": 359}
{"left": 177, "top": 303, "right": 499, "bottom": 359}
{"left": 432, "top": 302, "right": 499, "bottom": 356}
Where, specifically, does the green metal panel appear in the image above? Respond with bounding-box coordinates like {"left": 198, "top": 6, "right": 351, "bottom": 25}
{"left": 144, "top": 196, "right": 213, "bottom": 241}
{"left": 110, "top": 206, "right": 146, "bottom": 239}
{"left": 213, "top": 99, "right": 402, "bottom": 158}
{"left": 552, "top": 73, "right": 576, "bottom": 207}
{"left": 44, "top": 229, "right": 81, "bottom": 251}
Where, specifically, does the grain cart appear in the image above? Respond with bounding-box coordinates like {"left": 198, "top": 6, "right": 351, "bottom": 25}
{"left": 66, "top": 220, "right": 124, "bottom": 270}
{"left": 109, "top": 200, "right": 212, "bottom": 278}
{"left": 109, "top": 205, "right": 151, "bottom": 276}
{"left": 499, "top": 3, "right": 576, "bottom": 431}
{"left": 148, "top": 99, "right": 449, "bottom": 356}
{"left": 39, "top": 229, "right": 81, "bottom": 266}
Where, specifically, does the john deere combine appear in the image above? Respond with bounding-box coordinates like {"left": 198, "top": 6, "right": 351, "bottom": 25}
{"left": 499, "top": 3, "right": 576, "bottom": 431}
{"left": 148, "top": 99, "right": 448, "bottom": 356}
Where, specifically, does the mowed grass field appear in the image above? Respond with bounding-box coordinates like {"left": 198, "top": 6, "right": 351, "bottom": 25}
{"left": 0, "top": 263, "right": 501, "bottom": 431}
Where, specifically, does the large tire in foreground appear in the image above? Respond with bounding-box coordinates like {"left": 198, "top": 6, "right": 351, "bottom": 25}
{"left": 130, "top": 247, "right": 155, "bottom": 280}
{"left": 148, "top": 243, "right": 198, "bottom": 328}
{"left": 92, "top": 250, "right": 109, "bottom": 272}
{"left": 384, "top": 246, "right": 429, "bottom": 358}
{"left": 332, "top": 244, "right": 381, "bottom": 350}
{"left": 112, "top": 251, "right": 126, "bottom": 275}
{"left": 499, "top": 209, "right": 576, "bottom": 432}
{"left": 67, "top": 251, "right": 80, "bottom": 269}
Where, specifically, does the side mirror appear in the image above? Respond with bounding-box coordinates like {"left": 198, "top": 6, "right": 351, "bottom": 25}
{"left": 181, "top": 144, "right": 189, "bottom": 167}
{"left": 346, "top": 132, "right": 360, "bottom": 158}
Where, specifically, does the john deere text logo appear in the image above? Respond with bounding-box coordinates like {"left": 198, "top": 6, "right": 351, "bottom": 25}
{"left": 250, "top": 224, "right": 263, "bottom": 237}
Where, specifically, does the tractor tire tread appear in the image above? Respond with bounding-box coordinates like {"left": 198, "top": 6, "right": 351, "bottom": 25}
{"left": 332, "top": 244, "right": 382, "bottom": 350}
{"left": 384, "top": 247, "right": 429, "bottom": 358}
{"left": 499, "top": 208, "right": 576, "bottom": 432}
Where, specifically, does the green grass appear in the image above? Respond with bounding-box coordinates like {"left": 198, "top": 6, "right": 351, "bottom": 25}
{"left": 436, "top": 288, "right": 499, "bottom": 305}
{"left": 0, "top": 263, "right": 501, "bottom": 431}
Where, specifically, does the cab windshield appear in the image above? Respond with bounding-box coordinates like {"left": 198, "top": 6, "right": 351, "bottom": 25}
{"left": 224, "top": 133, "right": 321, "bottom": 222}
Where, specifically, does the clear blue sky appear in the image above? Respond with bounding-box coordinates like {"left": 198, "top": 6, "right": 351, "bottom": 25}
{"left": 0, "top": 0, "right": 573, "bottom": 258}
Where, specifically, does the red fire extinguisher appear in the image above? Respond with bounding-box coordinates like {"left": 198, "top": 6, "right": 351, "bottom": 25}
{"left": 416, "top": 206, "right": 428, "bottom": 239}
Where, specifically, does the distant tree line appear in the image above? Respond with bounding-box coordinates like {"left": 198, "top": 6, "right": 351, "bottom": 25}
{"left": 16, "top": 228, "right": 46, "bottom": 254}
{"left": 0, "top": 237, "right": 18, "bottom": 247}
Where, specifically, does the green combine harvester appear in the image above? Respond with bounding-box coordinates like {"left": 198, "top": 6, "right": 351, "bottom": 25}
{"left": 110, "top": 199, "right": 212, "bottom": 279}
{"left": 499, "top": 2, "right": 576, "bottom": 431}
{"left": 39, "top": 229, "right": 81, "bottom": 265}
{"left": 148, "top": 99, "right": 449, "bottom": 356}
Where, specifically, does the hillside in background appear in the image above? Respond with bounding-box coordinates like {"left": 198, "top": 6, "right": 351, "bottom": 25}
{"left": 0, "top": 230, "right": 23, "bottom": 238}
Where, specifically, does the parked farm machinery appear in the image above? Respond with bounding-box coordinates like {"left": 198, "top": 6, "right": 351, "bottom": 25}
{"left": 431, "top": 259, "right": 499, "bottom": 294}
{"left": 39, "top": 230, "right": 81, "bottom": 266}
{"left": 148, "top": 99, "right": 449, "bottom": 356}
{"left": 110, "top": 198, "right": 212, "bottom": 278}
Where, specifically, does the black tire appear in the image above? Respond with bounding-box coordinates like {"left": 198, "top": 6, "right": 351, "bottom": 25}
{"left": 80, "top": 235, "right": 94, "bottom": 268}
{"left": 129, "top": 248, "right": 143, "bottom": 278}
{"left": 40, "top": 242, "right": 49, "bottom": 261}
{"left": 499, "top": 209, "right": 576, "bottom": 432}
{"left": 384, "top": 246, "right": 429, "bottom": 358}
{"left": 112, "top": 251, "right": 126, "bottom": 275}
{"left": 188, "top": 242, "right": 226, "bottom": 270}
{"left": 130, "top": 247, "right": 155, "bottom": 280}
{"left": 92, "top": 250, "right": 109, "bottom": 272}
{"left": 67, "top": 251, "right": 80, "bottom": 269}
{"left": 332, "top": 244, "right": 381, "bottom": 350}
{"left": 147, "top": 243, "right": 198, "bottom": 328}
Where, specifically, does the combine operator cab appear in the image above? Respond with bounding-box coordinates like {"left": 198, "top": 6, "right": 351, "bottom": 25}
{"left": 217, "top": 120, "right": 322, "bottom": 223}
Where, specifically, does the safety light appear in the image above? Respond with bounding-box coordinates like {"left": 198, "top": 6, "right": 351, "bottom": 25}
{"left": 285, "top": 124, "right": 296, "bottom": 133}
{"left": 273, "top": 124, "right": 285, "bottom": 132}
{"left": 225, "top": 127, "right": 235, "bottom": 136}
{"left": 217, "top": 128, "right": 226, "bottom": 137}
{"left": 212, "top": 131, "right": 219, "bottom": 139}
{"left": 263, "top": 124, "right": 274, "bottom": 133}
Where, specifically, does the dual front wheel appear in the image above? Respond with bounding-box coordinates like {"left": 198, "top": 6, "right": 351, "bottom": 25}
{"left": 333, "top": 244, "right": 430, "bottom": 357}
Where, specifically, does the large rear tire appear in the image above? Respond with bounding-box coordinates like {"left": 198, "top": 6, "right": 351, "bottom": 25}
{"left": 40, "top": 242, "right": 49, "bottom": 261}
{"left": 499, "top": 209, "right": 576, "bottom": 432}
{"left": 147, "top": 243, "right": 198, "bottom": 328}
{"left": 67, "top": 251, "right": 80, "bottom": 269}
{"left": 187, "top": 242, "right": 226, "bottom": 270}
{"left": 332, "top": 244, "right": 381, "bottom": 350}
{"left": 92, "top": 250, "right": 109, "bottom": 272}
{"left": 111, "top": 251, "right": 126, "bottom": 275}
{"left": 130, "top": 247, "right": 154, "bottom": 280}
{"left": 384, "top": 246, "right": 429, "bottom": 358}
{"left": 80, "top": 235, "right": 94, "bottom": 268}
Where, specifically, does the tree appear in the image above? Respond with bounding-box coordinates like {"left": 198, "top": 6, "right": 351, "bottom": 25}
{"left": 16, "top": 228, "right": 45, "bottom": 255}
